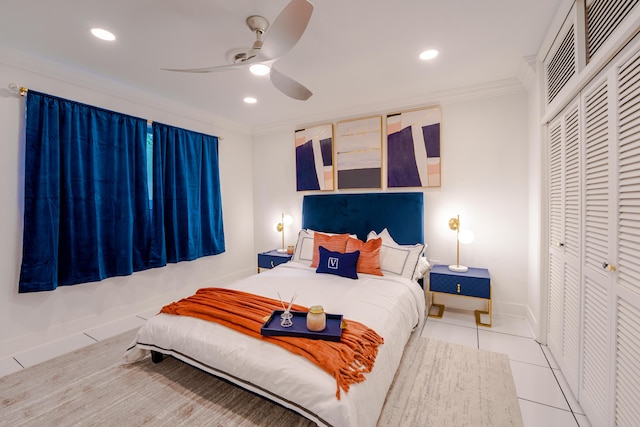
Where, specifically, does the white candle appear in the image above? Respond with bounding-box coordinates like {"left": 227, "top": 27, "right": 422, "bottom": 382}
{"left": 307, "top": 305, "right": 326, "bottom": 332}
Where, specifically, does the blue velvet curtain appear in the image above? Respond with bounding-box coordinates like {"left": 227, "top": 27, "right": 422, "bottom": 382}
{"left": 153, "top": 122, "right": 225, "bottom": 263}
{"left": 19, "top": 91, "right": 165, "bottom": 292}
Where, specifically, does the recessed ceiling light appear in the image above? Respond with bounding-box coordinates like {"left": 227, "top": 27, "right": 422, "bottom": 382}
{"left": 91, "top": 28, "right": 116, "bottom": 41}
{"left": 244, "top": 97, "right": 257, "bottom": 104}
{"left": 249, "top": 63, "right": 271, "bottom": 76}
{"left": 419, "top": 49, "right": 439, "bottom": 60}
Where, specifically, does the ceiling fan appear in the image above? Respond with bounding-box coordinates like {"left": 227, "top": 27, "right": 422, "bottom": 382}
{"left": 163, "top": 0, "right": 313, "bottom": 101}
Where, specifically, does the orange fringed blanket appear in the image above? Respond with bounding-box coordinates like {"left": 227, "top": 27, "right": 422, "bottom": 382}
{"left": 160, "top": 287, "right": 384, "bottom": 399}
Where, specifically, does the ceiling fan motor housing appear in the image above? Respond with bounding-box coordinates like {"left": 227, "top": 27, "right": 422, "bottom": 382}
{"left": 246, "top": 15, "right": 269, "bottom": 34}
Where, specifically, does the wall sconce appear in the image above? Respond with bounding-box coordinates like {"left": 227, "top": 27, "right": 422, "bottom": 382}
{"left": 275, "top": 212, "right": 293, "bottom": 253}
{"left": 448, "top": 214, "right": 474, "bottom": 272}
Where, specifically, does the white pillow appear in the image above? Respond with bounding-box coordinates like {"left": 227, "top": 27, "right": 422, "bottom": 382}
{"left": 367, "top": 228, "right": 425, "bottom": 280}
{"left": 413, "top": 256, "right": 431, "bottom": 280}
{"left": 291, "top": 229, "right": 315, "bottom": 264}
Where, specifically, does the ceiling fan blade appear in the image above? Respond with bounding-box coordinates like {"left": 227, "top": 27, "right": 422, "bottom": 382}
{"left": 270, "top": 67, "right": 312, "bottom": 100}
{"left": 162, "top": 60, "right": 252, "bottom": 74}
{"left": 261, "top": 0, "right": 313, "bottom": 61}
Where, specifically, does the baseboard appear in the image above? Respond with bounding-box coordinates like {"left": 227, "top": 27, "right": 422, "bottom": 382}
{"left": 526, "top": 305, "right": 543, "bottom": 342}
{"left": 0, "top": 267, "right": 257, "bottom": 359}
{"left": 492, "top": 301, "right": 528, "bottom": 318}
{"left": 430, "top": 294, "right": 528, "bottom": 318}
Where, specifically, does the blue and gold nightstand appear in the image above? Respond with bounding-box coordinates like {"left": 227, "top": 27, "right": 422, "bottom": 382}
{"left": 428, "top": 264, "right": 491, "bottom": 327}
{"left": 258, "top": 249, "right": 292, "bottom": 273}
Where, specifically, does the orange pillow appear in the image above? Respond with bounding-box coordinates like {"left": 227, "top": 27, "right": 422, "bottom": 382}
{"left": 346, "top": 237, "right": 383, "bottom": 276}
{"left": 310, "top": 232, "right": 350, "bottom": 268}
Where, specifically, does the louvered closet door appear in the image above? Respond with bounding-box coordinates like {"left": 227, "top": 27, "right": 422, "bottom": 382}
{"left": 580, "top": 72, "right": 616, "bottom": 427}
{"left": 547, "top": 101, "right": 582, "bottom": 395}
{"left": 614, "top": 45, "right": 640, "bottom": 427}
{"left": 548, "top": 118, "right": 564, "bottom": 359}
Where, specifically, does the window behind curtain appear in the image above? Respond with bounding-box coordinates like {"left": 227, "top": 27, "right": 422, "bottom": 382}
{"left": 18, "top": 91, "right": 165, "bottom": 292}
{"left": 153, "top": 122, "right": 225, "bottom": 263}
{"left": 146, "top": 122, "right": 154, "bottom": 210}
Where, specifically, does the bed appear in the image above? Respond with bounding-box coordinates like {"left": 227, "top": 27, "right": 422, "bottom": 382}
{"left": 124, "top": 192, "right": 426, "bottom": 426}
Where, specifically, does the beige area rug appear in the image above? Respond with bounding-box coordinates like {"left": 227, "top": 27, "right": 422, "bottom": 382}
{"left": 379, "top": 336, "right": 523, "bottom": 426}
{"left": 1, "top": 329, "right": 522, "bottom": 427}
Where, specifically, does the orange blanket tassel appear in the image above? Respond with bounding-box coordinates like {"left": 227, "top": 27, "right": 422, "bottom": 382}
{"left": 160, "top": 287, "right": 384, "bottom": 399}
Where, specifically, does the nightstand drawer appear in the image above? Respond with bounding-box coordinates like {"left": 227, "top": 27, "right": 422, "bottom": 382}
{"left": 258, "top": 250, "right": 292, "bottom": 269}
{"left": 429, "top": 265, "right": 490, "bottom": 299}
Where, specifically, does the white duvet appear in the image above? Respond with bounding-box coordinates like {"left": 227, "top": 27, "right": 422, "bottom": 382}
{"left": 124, "top": 262, "right": 425, "bottom": 427}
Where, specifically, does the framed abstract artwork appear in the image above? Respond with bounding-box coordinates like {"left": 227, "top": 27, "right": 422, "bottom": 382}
{"left": 386, "top": 106, "right": 441, "bottom": 188}
{"left": 295, "top": 124, "right": 334, "bottom": 191}
{"left": 335, "top": 116, "right": 382, "bottom": 189}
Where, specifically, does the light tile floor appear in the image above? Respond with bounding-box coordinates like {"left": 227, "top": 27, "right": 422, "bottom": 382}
{"left": 0, "top": 305, "right": 593, "bottom": 427}
{"left": 0, "top": 310, "right": 156, "bottom": 377}
{"left": 421, "top": 306, "right": 592, "bottom": 427}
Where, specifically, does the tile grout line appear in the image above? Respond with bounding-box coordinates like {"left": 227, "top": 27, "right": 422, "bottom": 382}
{"left": 432, "top": 316, "right": 535, "bottom": 340}
{"left": 478, "top": 326, "right": 536, "bottom": 340}
{"left": 482, "top": 329, "right": 578, "bottom": 424}
{"left": 83, "top": 332, "right": 100, "bottom": 342}
{"left": 536, "top": 341, "right": 582, "bottom": 426}
{"left": 1, "top": 316, "right": 134, "bottom": 380}
{"left": 2, "top": 314, "right": 147, "bottom": 378}
{"left": 518, "top": 397, "right": 576, "bottom": 414}
{"left": 428, "top": 318, "right": 483, "bottom": 331}
{"left": 12, "top": 357, "right": 24, "bottom": 369}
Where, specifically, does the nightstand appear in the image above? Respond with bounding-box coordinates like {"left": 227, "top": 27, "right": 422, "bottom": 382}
{"left": 257, "top": 249, "right": 292, "bottom": 272}
{"left": 428, "top": 265, "right": 491, "bottom": 327}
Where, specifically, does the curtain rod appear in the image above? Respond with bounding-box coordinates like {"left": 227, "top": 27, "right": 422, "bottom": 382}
{"left": 8, "top": 83, "right": 28, "bottom": 96}
{"left": 8, "top": 83, "right": 223, "bottom": 141}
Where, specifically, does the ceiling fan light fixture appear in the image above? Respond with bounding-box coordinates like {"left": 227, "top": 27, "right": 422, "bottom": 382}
{"left": 90, "top": 28, "right": 116, "bottom": 41}
{"left": 244, "top": 97, "right": 258, "bottom": 104}
{"left": 419, "top": 49, "right": 439, "bottom": 60}
{"left": 249, "top": 63, "right": 271, "bottom": 76}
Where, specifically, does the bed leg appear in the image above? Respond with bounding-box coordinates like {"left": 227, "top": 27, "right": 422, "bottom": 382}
{"left": 151, "top": 351, "right": 164, "bottom": 364}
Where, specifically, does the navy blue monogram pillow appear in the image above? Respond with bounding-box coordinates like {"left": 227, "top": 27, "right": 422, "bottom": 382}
{"left": 315, "top": 246, "right": 360, "bottom": 279}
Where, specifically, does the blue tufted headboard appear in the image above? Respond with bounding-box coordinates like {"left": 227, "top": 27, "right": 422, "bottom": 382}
{"left": 301, "top": 192, "right": 424, "bottom": 244}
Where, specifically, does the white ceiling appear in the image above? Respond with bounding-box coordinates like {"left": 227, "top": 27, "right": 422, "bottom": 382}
{"left": 0, "top": 0, "right": 562, "bottom": 129}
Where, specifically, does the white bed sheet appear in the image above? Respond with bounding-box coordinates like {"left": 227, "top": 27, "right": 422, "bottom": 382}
{"left": 124, "top": 262, "right": 425, "bottom": 427}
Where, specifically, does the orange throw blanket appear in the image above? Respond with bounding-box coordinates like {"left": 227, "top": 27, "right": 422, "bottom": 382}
{"left": 160, "top": 287, "right": 384, "bottom": 399}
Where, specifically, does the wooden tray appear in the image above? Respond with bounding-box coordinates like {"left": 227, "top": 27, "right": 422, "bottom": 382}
{"left": 260, "top": 310, "right": 344, "bottom": 342}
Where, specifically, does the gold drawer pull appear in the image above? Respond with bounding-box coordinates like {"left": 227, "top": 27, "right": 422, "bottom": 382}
{"left": 457, "top": 284, "right": 461, "bottom": 293}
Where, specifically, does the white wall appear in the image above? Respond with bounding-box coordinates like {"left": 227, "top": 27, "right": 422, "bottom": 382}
{"left": 252, "top": 89, "right": 532, "bottom": 317}
{"left": 525, "top": 60, "right": 545, "bottom": 340}
{"left": 0, "top": 43, "right": 538, "bottom": 357}
{"left": 0, "top": 47, "right": 256, "bottom": 357}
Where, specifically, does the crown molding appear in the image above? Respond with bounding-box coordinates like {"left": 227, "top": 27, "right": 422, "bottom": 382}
{"left": 1, "top": 42, "right": 528, "bottom": 140}
{"left": 517, "top": 56, "right": 538, "bottom": 91}
{"left": 252, "top": 78, "right": 527, "bottom": 136}
{"left": 0, "top": 43, "right": 252, "bottom": 139}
